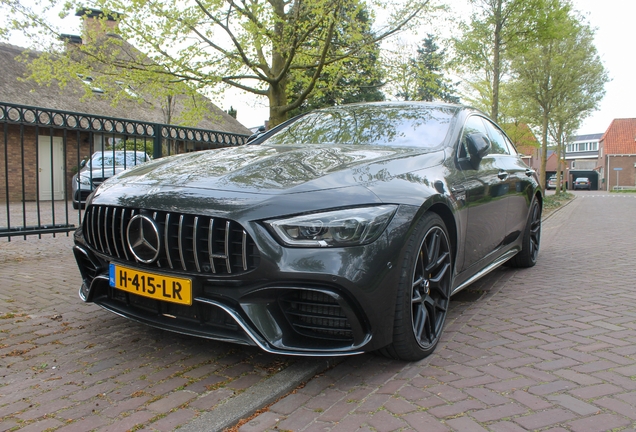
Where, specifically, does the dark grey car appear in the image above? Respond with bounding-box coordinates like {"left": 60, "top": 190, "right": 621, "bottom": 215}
{"left": 72, "top": 150, "right": 151, "bottom": 209}
{"left": 73, "top": 102, "right": 542, "bottom": 361}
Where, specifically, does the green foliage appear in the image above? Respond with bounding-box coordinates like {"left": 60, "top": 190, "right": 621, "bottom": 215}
{"left": 509, "top": 0, "right": 608, "bottom": 190}
{"left": 390, "top": 34, "right": 459, "bottom": 103}
{"left": 2, "top": 0, "right": 429, "bottom": 127}
{"left": 286, "top": 4, "right": 385, "bottom": 117}
{"left": 454, "top": 0, "right": 546, "bottom": 121}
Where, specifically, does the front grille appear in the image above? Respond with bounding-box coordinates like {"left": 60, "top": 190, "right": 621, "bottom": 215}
{"left": 83, "top": 205, "right": 260, "bottom": 275}
{"left": 280, "top": 291, "right": 353, "bottom": 342}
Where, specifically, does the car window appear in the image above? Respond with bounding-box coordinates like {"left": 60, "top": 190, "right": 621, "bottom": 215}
{"left": 482, "top": 119, "right": 511, "bottom": 155}
{"left": 263, "top": 105, "right": 456, "bottom": 149}
{"left": 91, "top": 152, "right": 149, "bottom": 168}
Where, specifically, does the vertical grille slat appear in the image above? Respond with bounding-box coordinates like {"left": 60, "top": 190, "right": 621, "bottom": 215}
{"left": 103, "top": 206, "right": 112, "bottom": 256}
{"left": 208, "top": 219, "right": 217, "bottom": 274}
{"left": 83, "top": 205, "right": 259, "bottom": 275}
{"left": 112, "top": 207, "right": 121, "bottom": 259}
{"left": 120, "top": 208, "right": 130, "bottom": 261}
{"left": 97, "top": 206, "right": 105, "bottom": 253}
{"left": 224, "top": 221, "right": 232, "bottom": 274}
{"left": 178, "top": 214, "right": 187, "bottom": 271}
{"left": 193, "top": 216, "right": 201, "bottom": 272}
{"left": 165, "top": 213, "right": 174, "bottom": 269}
{"left": 241, "top": 230, "right": 248, "bottom": 271}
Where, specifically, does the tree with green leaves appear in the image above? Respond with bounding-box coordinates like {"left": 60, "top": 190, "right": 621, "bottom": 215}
{"left": 286, "top": 4, "right": 385, "bottom": 117}
{"left": 454, "top": 0, "right": 544, "bottom": 122}
{"left": 387, "top": 34, "right": 458, "bottom": 103}
{"left": 2, "top": 0, "right": 429, "bottom": 127}
{"left": 509, "top": 0, "right": 608, "bottom": 191}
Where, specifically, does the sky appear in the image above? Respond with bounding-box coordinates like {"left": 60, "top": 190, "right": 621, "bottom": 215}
{"left": 5, "top": 0, "right": 635, "bottom": 134}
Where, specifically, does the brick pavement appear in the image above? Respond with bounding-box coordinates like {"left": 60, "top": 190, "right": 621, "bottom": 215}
{"left": 0, "top": 234, "right": 294, "bottom": 431}
{"left": 237, "top": 192, "right": 636, "bottom": 431}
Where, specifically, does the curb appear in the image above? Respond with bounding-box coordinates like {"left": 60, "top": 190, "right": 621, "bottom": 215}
{"left": 180, "top": 358, "right": 340, "bottom": 432}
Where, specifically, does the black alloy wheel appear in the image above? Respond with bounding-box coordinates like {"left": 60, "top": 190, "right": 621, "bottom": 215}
{"left": 381, "top": 213, "right": 453, "bottom": 361}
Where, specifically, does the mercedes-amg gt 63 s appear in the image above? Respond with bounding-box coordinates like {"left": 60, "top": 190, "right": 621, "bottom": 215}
{"left": 73, "top": 102, "right": 542, "bottom": 361}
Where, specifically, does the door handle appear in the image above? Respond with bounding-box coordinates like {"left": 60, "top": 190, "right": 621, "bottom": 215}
{"left": 497, "top": 170, "right": 508, "bottom": 180}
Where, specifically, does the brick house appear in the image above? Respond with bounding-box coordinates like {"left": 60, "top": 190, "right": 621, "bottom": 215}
{"left": 0, "top": 41, "right": 249, "bottom": 202}
{"left": 597, "top": 118, "right": 636, "bottom": 191}
{"left": 501, "top": 123, "right": 541, "bottom": 171}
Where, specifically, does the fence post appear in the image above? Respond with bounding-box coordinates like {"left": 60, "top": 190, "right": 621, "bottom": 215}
{"left": 153, "top": 124, "right": 162, "bottom": 159}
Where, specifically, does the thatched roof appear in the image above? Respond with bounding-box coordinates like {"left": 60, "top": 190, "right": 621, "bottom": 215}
{"left": 0, "top": 42, "right": 250, "bottom": 135}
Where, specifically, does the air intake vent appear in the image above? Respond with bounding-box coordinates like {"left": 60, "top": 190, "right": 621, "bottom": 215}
{"left": 83, "top": 205, "right": 259, "bottom": 275}
{"left": 280, "top": 291, "right": 353, "bottom": 342}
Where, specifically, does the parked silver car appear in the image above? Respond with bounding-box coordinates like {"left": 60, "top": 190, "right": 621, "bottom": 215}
{"left": 72, "top": 150, "right": 151, "bottom": 209}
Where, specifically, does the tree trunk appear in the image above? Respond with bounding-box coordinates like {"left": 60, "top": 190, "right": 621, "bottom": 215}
{"left": 268, "top": 80, "right": 288, "bottom": 128}
{"left": 540, "top": 110, "right": 549, "bottom": 193}
{"left": 491, "top": 0, "right": 503, "bottom": 122}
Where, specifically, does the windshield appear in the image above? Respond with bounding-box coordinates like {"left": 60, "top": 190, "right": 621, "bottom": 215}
{"left": 90, "top": 152, "right": 149, "bottom": 169}
{"left": 263, "top": 104, "right": 457, "bottom": 149}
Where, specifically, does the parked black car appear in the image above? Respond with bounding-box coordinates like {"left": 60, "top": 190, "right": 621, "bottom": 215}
{"left": 73, "top": 102, "right": 542, "bottom": 361}
{"left": 72, "top": 150, "right": 151, "bottom": 209}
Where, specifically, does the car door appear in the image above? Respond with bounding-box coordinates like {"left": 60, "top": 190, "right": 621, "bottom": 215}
{"left": 454, "top": 115, "right": 511, "bottom": 272}
{"left": 482, "top": 119, "right": 535, "bottom": 244}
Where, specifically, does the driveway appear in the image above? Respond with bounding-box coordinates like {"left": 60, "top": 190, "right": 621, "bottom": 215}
{"left": 2, "top": 191, "right": 636, "bottom": 431}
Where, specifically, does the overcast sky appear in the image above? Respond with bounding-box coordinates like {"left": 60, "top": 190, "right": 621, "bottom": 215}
{"left": 5, "top": 0, "right": 634, "bottom": 134}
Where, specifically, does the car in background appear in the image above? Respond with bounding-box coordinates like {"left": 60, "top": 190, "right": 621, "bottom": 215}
{"left": 547, "top": 175, "right": 557, "bottom": 189}
{"left": 73, "top": 102, "right": 543, "bottom": 361}
{"left": 574, "top": 177, "right": 591, "bottom": 190}
{"left": 72, "top": 150, "right": 151, "bottom": 209}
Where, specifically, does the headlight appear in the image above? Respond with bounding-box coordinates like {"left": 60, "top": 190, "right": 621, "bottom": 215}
{"left": 266, "top": 205, "right": 397, "bottom": 247}
{"left": 76, "top": 175, "right": 92, "bottom": 187}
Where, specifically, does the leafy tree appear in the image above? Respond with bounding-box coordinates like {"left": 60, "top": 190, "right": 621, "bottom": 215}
{"left": 454, "top": 0, "right": 544, "bottom": 122}
{"left": 509, "top": 0, "right": 608, "bottom": 191}
{"left": 410, "top": 34, "right": 459, "bottom": 103}
{"left": 387, "top": 34, "right": 458, "bottom": 103}
{"left": 2, "top": 0, "right": 429, "bottom": 127}
{"left": 286, "top": 5, "right": 385, "bottom": 117}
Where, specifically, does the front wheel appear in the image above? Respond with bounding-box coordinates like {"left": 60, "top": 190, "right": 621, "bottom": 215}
{"left": 379, "top": 213, "right": 453, "bottom": 361}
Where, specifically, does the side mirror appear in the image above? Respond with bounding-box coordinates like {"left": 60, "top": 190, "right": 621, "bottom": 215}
{"left": 466, "top": 132, "right": 491, "bottom": 166}
{"left": 80, "top": 159, "right": 87, "bottom": 168}
{"left": 246, "top": 125, "right": 267, "bottom": 143}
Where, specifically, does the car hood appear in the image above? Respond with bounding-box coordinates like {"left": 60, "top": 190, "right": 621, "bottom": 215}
{"left": 92, "top": 144, "right": 445, "bottom": 218}
{"left": 106, "top": 144, "right": 445, "bottom": 194}
{"left": 80, "top": 166, "right": 126, "bottom": 179}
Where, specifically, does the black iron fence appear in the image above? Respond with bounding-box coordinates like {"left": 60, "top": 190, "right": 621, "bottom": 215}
{"left": 1, "top": 102, "right": 249, "bottom": 240}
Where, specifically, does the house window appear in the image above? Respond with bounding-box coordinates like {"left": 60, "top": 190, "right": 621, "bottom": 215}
{"left": 567, "top": 141, "right": 599, "bottom": 153}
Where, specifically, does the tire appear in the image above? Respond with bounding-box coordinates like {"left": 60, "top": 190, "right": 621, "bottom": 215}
{"left": 507, "top": 198, "right": 541, "bottom": 268}
{"left": 379, "top": 213, "right": 453, "bottom": 361}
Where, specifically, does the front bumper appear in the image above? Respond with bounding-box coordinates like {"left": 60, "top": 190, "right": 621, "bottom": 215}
{"left": 72, "top": 205, "right": 418, "bottom": 356}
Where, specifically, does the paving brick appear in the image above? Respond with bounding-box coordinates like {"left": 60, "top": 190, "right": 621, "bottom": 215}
{"left": 513, "top": 408, "right": 577, "bottom": 430}
{"left": 568, "top": 413, "right": 631, "bottom": 432}
{"left": 402, "top": 411, "right": 450, "bottom": 432}
{"left": 547, "top": 394, "right": 599, "bottom": 415}
{"left": 367, "top": 409, "right": 407, "bottom": 432}
{"left": 148, "top": 408, "right": 197, "bottom": 432}
{"left": 146, "top": 390, "right": 197, "bottom": 412}
{"left": 470, "top": 402, "right": 528, "bottom": 422}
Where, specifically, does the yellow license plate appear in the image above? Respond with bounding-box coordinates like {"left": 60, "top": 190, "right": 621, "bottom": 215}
{"left": 109, "top": 264, "right": 192, "bottom": 305}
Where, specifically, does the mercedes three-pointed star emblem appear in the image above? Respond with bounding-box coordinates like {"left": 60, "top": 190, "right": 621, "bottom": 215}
{"left": 126, "top": 214, "right": 161, "bottom": 263}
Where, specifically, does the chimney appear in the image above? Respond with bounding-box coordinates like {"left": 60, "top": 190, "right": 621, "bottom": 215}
{"left": 75, "top": 8, "right": 122, "bottom": 44}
